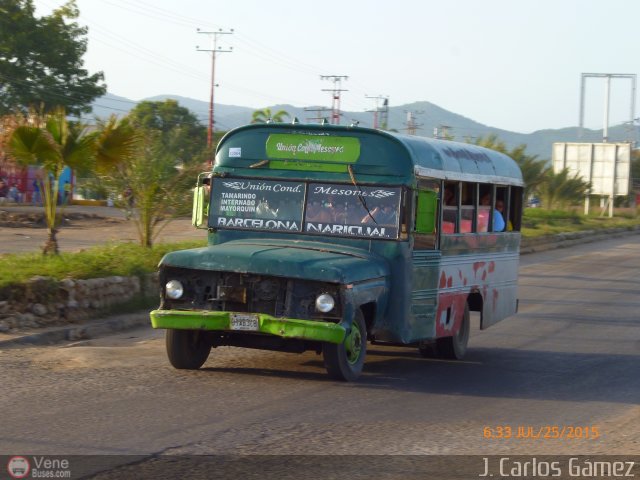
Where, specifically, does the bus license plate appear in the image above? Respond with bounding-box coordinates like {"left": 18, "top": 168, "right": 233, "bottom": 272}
{"left": 230, "top": 313, "right": 259, "bottom": 331}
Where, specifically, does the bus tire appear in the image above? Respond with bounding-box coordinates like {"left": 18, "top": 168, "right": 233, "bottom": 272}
{"left": 323, "top": 309, "right": 367, "bottom": 381}
{"left": 436, "top": 303, "right": 470, "bottom": 360}
{"left": 166, "top": 329, "right": 211, "bottom": 370}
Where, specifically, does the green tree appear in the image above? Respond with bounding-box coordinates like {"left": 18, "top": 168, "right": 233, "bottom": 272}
{"left": 537, "top": 167, "right": 590, "bottom": 210}
{"left": 6, "top": 109, "right": 137, "bottom": 254}
{"left": 251, "top": 108, "right": 290, "bottom": 124}
{"left": 128, "top": 99, "right": 208, "bottom": 165}
{"left": 0, "top": 0, "right": 106, "bottom": 115}
{"left": 104, "top": 100, "right": 209, "bottom": 247}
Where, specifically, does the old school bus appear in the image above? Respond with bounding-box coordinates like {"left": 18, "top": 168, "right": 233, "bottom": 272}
{"left": 150, "top": 122, "right": 524, "bottom": 381}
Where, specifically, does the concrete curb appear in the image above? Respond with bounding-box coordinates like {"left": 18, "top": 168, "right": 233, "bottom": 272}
{"left": 0, "top": 312, "right": 150, "bottom": 349}
{"left": 1, "top": 226, "right": 638, "bottom": 349}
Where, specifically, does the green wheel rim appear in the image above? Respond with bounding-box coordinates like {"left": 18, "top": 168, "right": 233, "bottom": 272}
{"left": 345, "top": 321, "right": 363, "bottom": 365}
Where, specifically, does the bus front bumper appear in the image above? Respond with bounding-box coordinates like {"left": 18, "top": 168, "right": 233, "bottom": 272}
{"left": 150, "top": 309, "right": 346, "bottom": 344}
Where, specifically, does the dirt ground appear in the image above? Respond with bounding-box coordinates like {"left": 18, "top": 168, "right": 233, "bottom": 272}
{"left": 0, "top": 205, "right": 206, "bottom": 254}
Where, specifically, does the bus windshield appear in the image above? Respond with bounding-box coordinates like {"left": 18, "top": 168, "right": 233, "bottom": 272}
{"left": 209, "top": 178, "right": 402, "bottom": 239}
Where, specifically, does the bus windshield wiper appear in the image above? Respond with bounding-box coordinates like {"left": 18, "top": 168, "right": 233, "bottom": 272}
{"left": 250, "top": 159, "right": 270, "bottom": 168}
{"left": 348, "top": 164, "right": 377, "bottom": 225}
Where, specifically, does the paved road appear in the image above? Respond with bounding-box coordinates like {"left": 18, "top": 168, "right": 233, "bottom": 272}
{"left": 0, "top": 237, "right": 638, "bottom": 474}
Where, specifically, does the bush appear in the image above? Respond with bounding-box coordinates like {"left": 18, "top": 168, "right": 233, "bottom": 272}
{"left": 521, "top": 208, "right": 640, "bottom": 237}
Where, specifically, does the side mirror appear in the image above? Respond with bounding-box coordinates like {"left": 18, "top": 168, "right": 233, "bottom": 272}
{"left": 192, "top": 173, "right": 210, "bottom": 228}
{"left": 415, "top": 190, "right": 437, "bottom": 233}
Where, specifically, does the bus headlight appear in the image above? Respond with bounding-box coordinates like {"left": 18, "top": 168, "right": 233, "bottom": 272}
{"left": 315, "top": 293, "right": 335, "bottom": 313}
{"left": 165, "top": 280, "right": 184, "bottom": 299}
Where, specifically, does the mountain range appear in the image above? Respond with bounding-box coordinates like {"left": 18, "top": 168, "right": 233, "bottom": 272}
{"left": 92, "top": 93, "right": 639, "bottom": 160}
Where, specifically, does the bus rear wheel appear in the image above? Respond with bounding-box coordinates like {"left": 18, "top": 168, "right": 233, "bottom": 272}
{"left": 166, "top": 329, "right": 212, "bottom": 370}
{"left": 436, "top": 303, "right": 470, "bottom": 360}
{"left": 323, "top": 310, "right": 367, "bottom": 381}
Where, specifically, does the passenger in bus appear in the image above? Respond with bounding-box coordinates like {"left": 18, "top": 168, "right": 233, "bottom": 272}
{"left": 306, "top": 199, "right": 333, "bottom": 223}
{"left": 443, "top": 186, "right": 455, "bottom": 205}
{"left": 345, "top": 203, "right": 363, "bottom": 225}
{"left": 361, "top": 203, "right": 397, "bottom": 226}
{"left": 332, "top": 203, "right": 349, "bottom": 224}
{"left": 495, "top": 199, "right": 512, "bottom": 231}
{"left": 479, "top": 193, "right": 505, "bottom": 232}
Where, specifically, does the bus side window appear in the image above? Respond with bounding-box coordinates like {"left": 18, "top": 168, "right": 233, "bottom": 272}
{"left": 442, "top": 181, "right": 458, "bottom": 234}
{"left": 508, "top": 186, "right": 523, "bottom": 231}
{"left": 415, "top": 190, "right": 437, "bottom": 233}
{"left": 478, "top": 184, "right": 492, "bottom": 232}
{"left": 460, "top": 182, "right": 475, "bottom": 233}
{"left": 496, "top": 186, "right": 509, "bottom": 231}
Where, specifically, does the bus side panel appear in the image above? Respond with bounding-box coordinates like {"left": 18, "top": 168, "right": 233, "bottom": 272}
{"left": 368, "top": 242, "right": 414, "bottom": 343}
{"left": 408, "top": 250, "right": 441, "bottom": 342}
{"left": 438, "top": 233, "right": 520, "bottom": 333}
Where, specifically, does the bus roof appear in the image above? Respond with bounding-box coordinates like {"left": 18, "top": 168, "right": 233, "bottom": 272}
{"left": 215, "top": 123, "right": 523, "bottom": 186}
{"left": 390, "top": 132, "right": 524, "bottom": 186}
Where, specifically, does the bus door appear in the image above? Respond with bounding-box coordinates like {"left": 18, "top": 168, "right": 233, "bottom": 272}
{"left": 410, "top": 179, "right": 441, "bottom": 342}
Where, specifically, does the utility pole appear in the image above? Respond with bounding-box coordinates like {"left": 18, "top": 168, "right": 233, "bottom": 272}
{"left": 404, "top": 110, "right": 423, "bottom": 135}
{"left": 197, "top": 28, "right": 233, "bottom": 162}
{"left": 365, "top": 95, "right": 389, "bottom": 129}
{"left": 380, "top": 97, "right": 389, "bottom": 130}
{"left": 321, "top": 75, "right": 348, "bottom": 125}
{"left": 304, "top": 107, "right": 331, "bottom": 124}
{"left": 434, "top": 124, "right": 452, "bottom": 140}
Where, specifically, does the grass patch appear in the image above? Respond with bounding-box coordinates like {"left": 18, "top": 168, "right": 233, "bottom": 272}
{"left": 0, "top": 240, "right": 206, "bottom": 289}
{"left": 522, "top": 208, "right": 640, "bottom": 237}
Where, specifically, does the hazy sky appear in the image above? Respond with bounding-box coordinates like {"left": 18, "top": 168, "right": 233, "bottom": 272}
{"left": 33, "top": 0, "right": 640, "bottom": 134}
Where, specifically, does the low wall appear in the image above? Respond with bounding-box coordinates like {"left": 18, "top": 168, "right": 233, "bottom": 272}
{"left": 0, "top": 273, "right": 158, "bottom": 333}
{"left": 520, "top": 225, "right": 640, "bottom": 253}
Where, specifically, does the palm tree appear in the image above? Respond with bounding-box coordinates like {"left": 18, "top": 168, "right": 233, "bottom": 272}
{"left": 108, "top": 133, "right": 197, "bottom": 248}
{"left": 251, "top": 108, "right": 290, "bottom": 124}
{"left": 538, "top": 167, "right": 590, "bottom": 210}
{"left": 471, "top": 134, "right": 508, "bottom": 153}
{"left": 7, "top": 110, "right": 138, "bottom": 254}
{"left": 471, "top": 135, "right": 547, "bottom": 201}
{"left": 508, "top": 144, "right": 547, "bottom": 200}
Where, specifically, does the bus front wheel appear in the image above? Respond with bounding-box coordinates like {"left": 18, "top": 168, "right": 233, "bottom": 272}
{"left": 166, "top": 329, "right": 212, "bottom": 370}
{"left": 323, "top": 310, "right": 367, "bottom": 381}
{"left": 437, "top": 303, "right": 470, "bottom": 359}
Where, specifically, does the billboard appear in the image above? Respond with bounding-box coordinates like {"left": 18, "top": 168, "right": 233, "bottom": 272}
{"left": 552, "top": 142, "right": 631, "bottom": 196}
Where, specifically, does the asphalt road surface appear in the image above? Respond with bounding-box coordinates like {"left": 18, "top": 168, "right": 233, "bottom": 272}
{"left": 0, "top": 236, "right": 638, "bottom": 477}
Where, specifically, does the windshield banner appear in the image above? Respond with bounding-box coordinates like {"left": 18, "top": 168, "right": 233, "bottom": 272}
{"left": 265, "top": 134, "right": 360, "bottom": 163}
{"left": 209, "top": 178, "right": 306, "bottom": 232}
{"left": 304, "top": 183, "right": 402, "bottom": 239}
